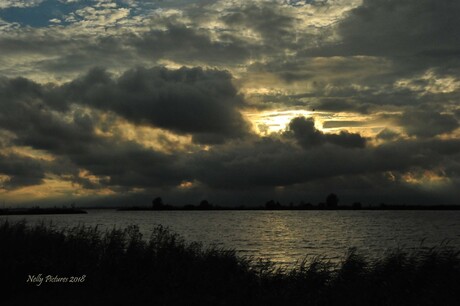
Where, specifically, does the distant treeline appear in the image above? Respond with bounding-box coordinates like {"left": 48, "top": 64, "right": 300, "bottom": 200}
{"left": 118, "top": 195, "right": 460, "bottom": 211}
{"left": 1, "top": 221, "right": 459, "bottom": 306}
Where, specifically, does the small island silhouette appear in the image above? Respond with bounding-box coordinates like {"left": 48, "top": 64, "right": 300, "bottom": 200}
{"left": 0, "top": 206, "right": 87, "bottom": 215}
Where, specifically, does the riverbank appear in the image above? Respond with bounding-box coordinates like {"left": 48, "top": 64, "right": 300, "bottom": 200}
{"left": 1, "top": 221, "right": 458, "bottom": 306}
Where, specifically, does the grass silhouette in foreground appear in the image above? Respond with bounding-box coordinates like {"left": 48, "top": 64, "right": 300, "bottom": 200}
{"left": 1, "top": 221, "right": 459, "bottom": 306}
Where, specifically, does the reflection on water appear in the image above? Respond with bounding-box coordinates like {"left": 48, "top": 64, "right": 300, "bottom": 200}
{"left": 2, "top": 210, "right": 460, "bottom": 266}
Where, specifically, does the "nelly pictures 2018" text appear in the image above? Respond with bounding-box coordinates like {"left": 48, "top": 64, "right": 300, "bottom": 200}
{"left": 27, "top": 274, "right": 86, "bottom": 286}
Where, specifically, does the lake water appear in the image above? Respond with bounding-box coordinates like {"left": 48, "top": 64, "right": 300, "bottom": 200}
{"left": 2, "top": 209, "right": 460, "bottom": 267}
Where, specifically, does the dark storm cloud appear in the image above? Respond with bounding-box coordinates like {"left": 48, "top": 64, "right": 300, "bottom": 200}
{"left": 326, "top": 132, "right": 367, "bottom": 148}
{"left": 313, "top": 98, "right": 365, "bottom": 113}
{"left": 1, "top": 72, "right": 459, "bottom": 204}
{"left": 0, "top": 72, "right": 193, "bottom": 190}
{"left": 322, "top": 120, "right": 368, "bottom": 129}
{"left": 2, "top": 102, "right": 184, "bottom": 190}
{"left": 69, "top": 139, "right": 187, "bottom": 189}
{"left": 130, "top": 23, "right": 251, "bottom": 65}
{"left": 65, "top": 66, "right": 251, "bottom": 144}
{"left": 396, "top": 111, "right": 459, "bottom": 138}
{"left": 0, "top": 103, "right": 186, "bottom": 191}
{"left": 58, "top": 133, "right": 460, "bottom": 206}
{"left": 301, "top": 80, "right": 460, "bottom": 117}
{"left": 246, "top": 55, "right": 449, "bottom": 114}
{"left": 0, "top": 66, "right": 252, "bottom": 145}
{"left": 0, "top": 32, "right": 77, "bottom": 55}
{"left": 287, "top": 117, "right": 323, "bottom": 146}
{"left": 0, "top": 153, "right": 45, "bottom": 189}
{"left": 286, "top": 117, "right": 367, "bottom": 148}
{"left": 0, "top": 21, "right": 254, "bottom": 77}
{"left": 37, "top": 35, "right": 135, "bottom": 74}
{"left": 0, "top": 31, "right": 132, "bottom": 76}
{"left": 222, "top": 4, "right": 296, "bottom": 47}
{"left": 310, "top": 0, "right": 460, "bottom": 58}
{"left": 0, "top": 76, "right": 97, "bottom": 152}
{"left": 289, "top": 0, "right": 460, "bottom": 106}
{"left": 189, "top": 132, "right": 460, "bottom": 190}
{"left": 376, "top": 128, "right": 400, "bottom": 141}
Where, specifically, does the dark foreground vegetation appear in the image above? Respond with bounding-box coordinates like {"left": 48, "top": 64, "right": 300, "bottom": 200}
{"left": 1, "top": 221, "right": 459, "bottom": 306}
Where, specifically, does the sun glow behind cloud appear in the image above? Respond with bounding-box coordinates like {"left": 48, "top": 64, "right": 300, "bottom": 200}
{"left": 245, "top": 109, "right": 315, "bottom": 134}
{"left": 245, "top": 109, "right": 396, "bottom": 139}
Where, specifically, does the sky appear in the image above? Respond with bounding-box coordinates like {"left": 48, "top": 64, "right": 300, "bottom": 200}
{"left": 0, "top": 0, "right": 459, "bottom": 207}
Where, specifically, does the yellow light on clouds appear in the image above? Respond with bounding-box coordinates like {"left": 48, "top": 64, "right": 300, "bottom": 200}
{"left": 0, "top": 177, "right": 115, "bottom": 204}
{"left": 245, "top": 109, "right": 316, "bottom": 134}
{"left": 402, "top": 170, "right": 450, "bottom": 189}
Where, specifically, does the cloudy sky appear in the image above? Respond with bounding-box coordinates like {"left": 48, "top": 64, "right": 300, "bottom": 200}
{"left": 0, "top": 0, "right": 459, "bottom": 207}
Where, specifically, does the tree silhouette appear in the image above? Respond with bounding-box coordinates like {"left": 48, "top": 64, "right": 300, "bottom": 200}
{"left": 265, "top": 200, "right": 282, "bottom": 210}
{"left": 326, "top": 193, "right": 339, "bottom": 208}
{"left": 152, "top": 197, "right": 164, "bottom": 209}
{"left": 199, "top": 200, "right": 213, "bottom": 210}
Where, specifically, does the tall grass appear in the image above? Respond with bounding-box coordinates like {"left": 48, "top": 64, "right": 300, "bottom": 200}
{"left": 0, "top": 220, "right": 459, "bottom": 306}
